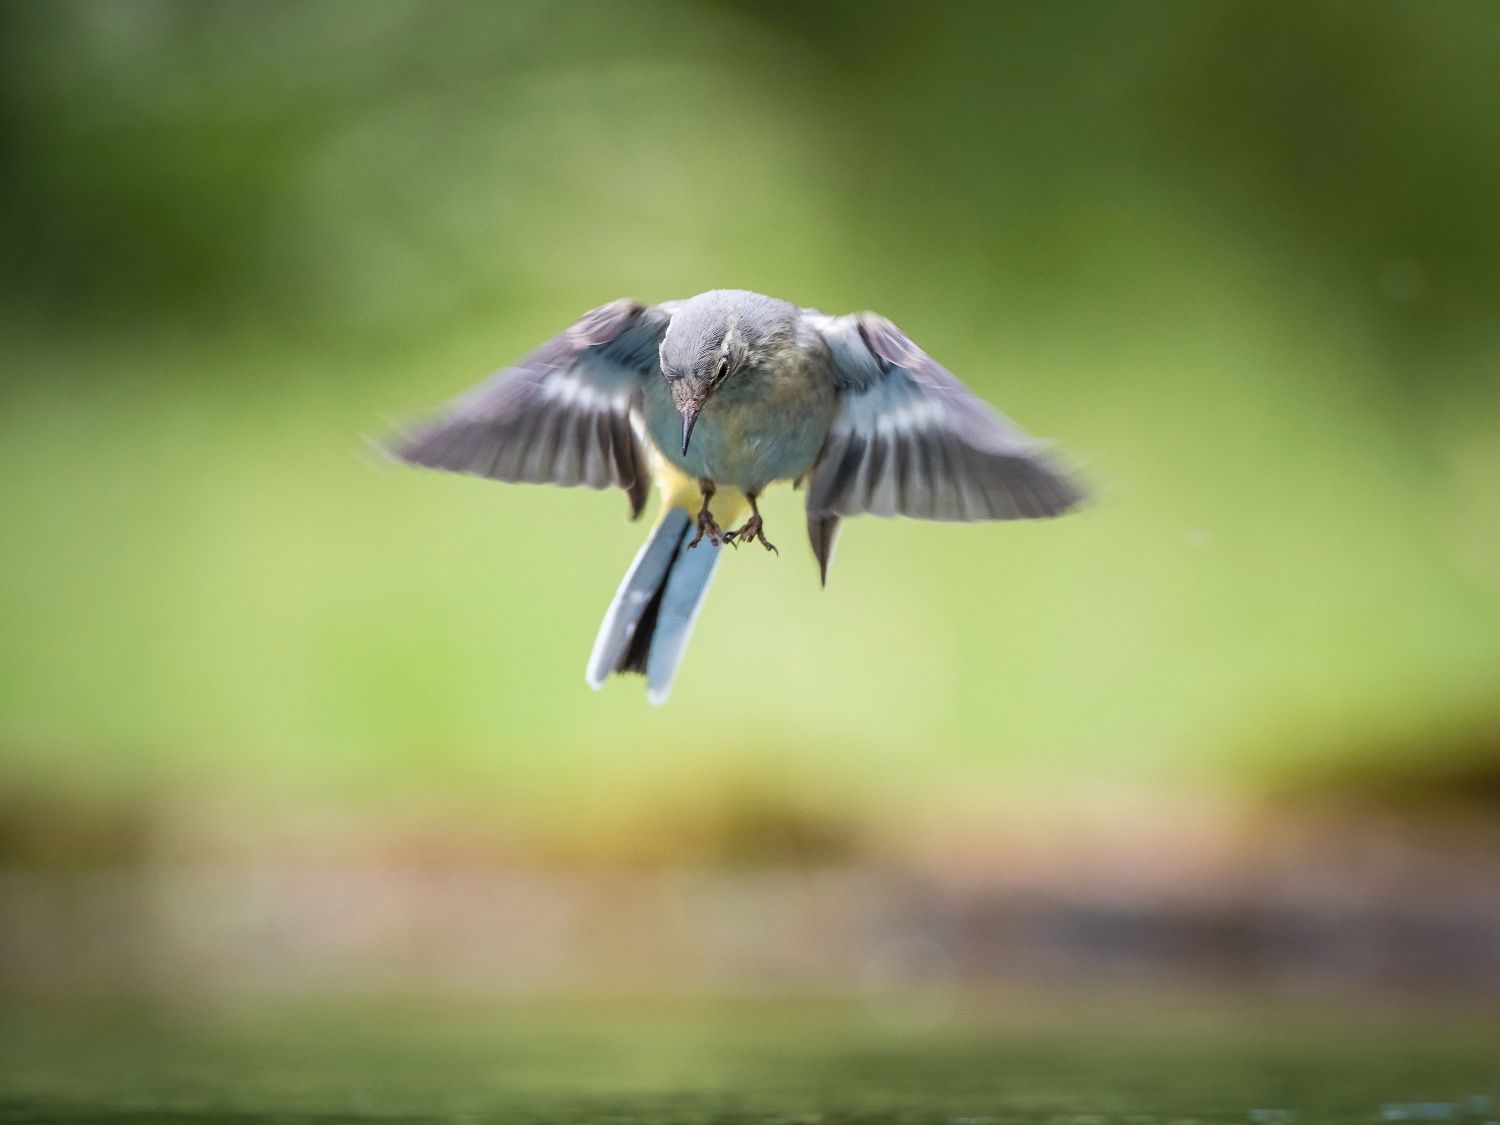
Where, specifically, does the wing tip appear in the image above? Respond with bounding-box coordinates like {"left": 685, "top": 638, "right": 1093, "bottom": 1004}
{"left": 807, "top": 513, "right": 842, "bottom": 587}
{"left": 1033, "top": 451, "right": 1092, "bottom": 518}
{"left": 625, "top": 474, "right": 649, "bottom": 520}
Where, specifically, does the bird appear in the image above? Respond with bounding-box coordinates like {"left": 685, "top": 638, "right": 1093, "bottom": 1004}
{"left": 393, "top": 289, "right": 1084, "bottom": 704}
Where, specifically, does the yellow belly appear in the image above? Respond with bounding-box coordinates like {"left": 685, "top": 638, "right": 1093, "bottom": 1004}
{"left": 647, "top": 440, "right": 750, "bottom": 529}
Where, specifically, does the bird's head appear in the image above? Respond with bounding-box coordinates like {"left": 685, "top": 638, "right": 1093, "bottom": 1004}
{"left": 659, "top": 318, "right": 746, "bottom": 455}
{"left": 658, "top": 291, "right": 791, "bottom": 454}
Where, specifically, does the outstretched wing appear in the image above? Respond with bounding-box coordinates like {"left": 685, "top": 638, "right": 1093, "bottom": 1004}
{"left": 804, "top": 312, "right": 1084, "bottom": 524}
{"left": 394, "top": 299, "right": 674, "bottom": 518}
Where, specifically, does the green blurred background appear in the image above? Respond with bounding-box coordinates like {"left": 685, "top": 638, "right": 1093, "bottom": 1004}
{"left": 1, "top": 0, "right": 1498, "bottom": 862}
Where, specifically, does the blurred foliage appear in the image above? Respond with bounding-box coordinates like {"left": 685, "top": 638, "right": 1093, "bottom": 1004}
{"left": 0, "top": 786, "right": 155, "bottom": 868}
{"left": 0, "top": 0, "right": 1497, "bottom": 824}
{"left": 1287, "top": 703, "right": 1500, "bottom": 808}
{"left": 5, "top": 0, "right": 1498, "bottom": 367}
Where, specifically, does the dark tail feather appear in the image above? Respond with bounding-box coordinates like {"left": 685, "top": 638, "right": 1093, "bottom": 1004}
{"left": 616, "top": 563, "right": 671, "bottom": 675}
{"left": 586, "top": 506, "right": 722, "bottom": 704}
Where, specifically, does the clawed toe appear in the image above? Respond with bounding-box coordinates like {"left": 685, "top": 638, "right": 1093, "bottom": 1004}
{"left": 728, "top": 516, "right": 777, "bottom": 554}
{"left": 690, "top": 486, "right": 776, "bottom": 554}
{"left": 689, "top": 510, "right": 727, "bottom": 549}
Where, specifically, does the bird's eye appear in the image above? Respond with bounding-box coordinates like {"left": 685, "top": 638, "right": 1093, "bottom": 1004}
{"left": 715, "top": 357, "right": 729, "bottom": 381}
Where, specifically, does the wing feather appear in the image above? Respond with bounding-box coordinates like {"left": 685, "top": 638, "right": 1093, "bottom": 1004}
{"left": 394, "top": 299, "right": 671, "bottom": 518}
{"left": 862, "top": 431, "right": 892, "bottom": 515}
{"left": 804, "top": 312, "right": 1084, "bottom": 526}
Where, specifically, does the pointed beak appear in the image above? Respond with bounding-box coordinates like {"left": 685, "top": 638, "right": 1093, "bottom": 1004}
{"left": 680, "top": 399, "right": 701, "bottom": 455}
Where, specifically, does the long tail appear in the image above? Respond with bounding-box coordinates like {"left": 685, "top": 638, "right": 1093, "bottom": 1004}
{"left": 585, "top": 506, "right": 721, "bottom": 705}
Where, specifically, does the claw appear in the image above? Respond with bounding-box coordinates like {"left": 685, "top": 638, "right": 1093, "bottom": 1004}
{"left": 728, "top": 513, "right": 777, "bottom": 555}
{"left": 689, "top": 503, "right": 727, "bottom": 549}
{"left": 687, "top": 479, "right": 727, "bottom": 548}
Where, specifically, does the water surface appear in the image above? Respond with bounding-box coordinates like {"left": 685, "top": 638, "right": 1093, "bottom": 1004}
{"left": 3, "top": 997, "right": 1497, "bottom": 1124}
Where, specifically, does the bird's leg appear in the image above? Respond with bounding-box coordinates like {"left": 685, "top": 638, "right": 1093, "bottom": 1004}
{"left": 727, "top": 490, "right": 777, "bottom": 554}
{"left": 688, "top": 479, "right": 728, "bottom": 548}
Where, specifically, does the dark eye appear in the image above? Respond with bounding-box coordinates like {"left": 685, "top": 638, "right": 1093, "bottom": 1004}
{"left": 715, "top": 357, "right": 729, "bottom": 381}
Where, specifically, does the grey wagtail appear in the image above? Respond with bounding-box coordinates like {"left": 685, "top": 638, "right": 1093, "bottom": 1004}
{"left": 394, "top": 289, "right": 1084, "bottom": 704}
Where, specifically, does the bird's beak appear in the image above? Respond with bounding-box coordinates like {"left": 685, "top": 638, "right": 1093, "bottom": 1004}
{"left": 680, "top": 398, "right": 701, "bottom": 455}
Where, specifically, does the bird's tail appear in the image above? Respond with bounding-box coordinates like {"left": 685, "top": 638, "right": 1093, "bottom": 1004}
{"left": 585, "top": 505, "right": 721, "bottom": 705}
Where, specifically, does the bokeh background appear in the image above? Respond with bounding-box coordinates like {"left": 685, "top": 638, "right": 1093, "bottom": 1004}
{"left": 2, "top": 0, "right": 1499, "bottom": 1000}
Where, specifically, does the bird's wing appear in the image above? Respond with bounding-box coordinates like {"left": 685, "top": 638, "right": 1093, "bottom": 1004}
{"left": 804, "top": 311, "right": 1084, "bottom": 524}
{"left": 394, "top": 299, "right": 675, "bottom": 518}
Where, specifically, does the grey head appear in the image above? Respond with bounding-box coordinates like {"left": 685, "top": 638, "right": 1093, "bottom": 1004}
{"left": 659, "top": 289, "right": 799, "bottom": 454}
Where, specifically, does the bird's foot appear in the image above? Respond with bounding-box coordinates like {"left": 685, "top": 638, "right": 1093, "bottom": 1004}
{"left": 727, "top": 513, "right": 777, "bottom": 554}
{"left": 688, "top": 506, "right": 729, "bottom": 549}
